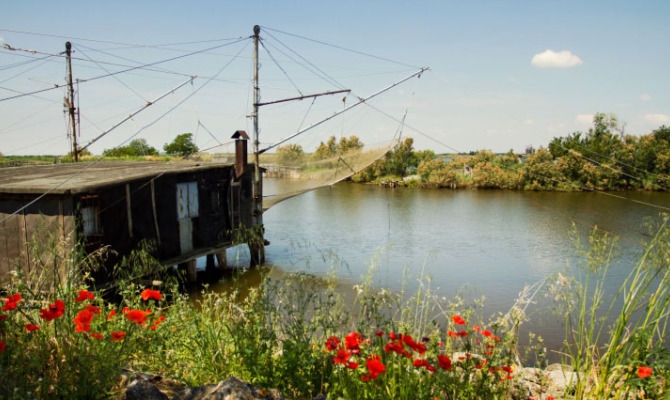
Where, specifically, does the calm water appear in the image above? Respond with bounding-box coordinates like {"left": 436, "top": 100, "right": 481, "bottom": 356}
{"left": 216, "top": 180, "right": 670, "bottom": 352}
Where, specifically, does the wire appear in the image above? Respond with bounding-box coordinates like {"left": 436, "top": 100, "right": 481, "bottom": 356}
{"left": 259, "top": 39, "right": 302, "bottom": 96}
{"left": 261, "top": 26, "right": 421, "bottom": 70}
{"left": 74, "top": 44, "right": 149, "bottom": 103}
{"left": 197, "top": 120, "right": 224, "bottom": 145}
{"left": 262, "top": 31, "right": 345, "bottom": 90}
{"left": 0, "top": 28, "right": 244, "bottom": 49}
{"left": 0, "top": 37, "right": 249, "bottom": 103}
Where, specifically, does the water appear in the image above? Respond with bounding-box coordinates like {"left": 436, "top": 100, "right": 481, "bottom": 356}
{"left": 214, "top": 180, "right": 670, "bottom": 352}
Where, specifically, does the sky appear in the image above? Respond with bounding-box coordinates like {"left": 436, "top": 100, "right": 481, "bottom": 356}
{"left": 1, "top": 0, "right": 669, "bottom": 155}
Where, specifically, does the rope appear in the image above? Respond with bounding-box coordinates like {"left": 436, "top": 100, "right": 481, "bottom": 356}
{"left": 261, "top": 26, "right": 422, "bottom": 70}
{"left": 0, "top": 37, "right": 249, "bottom": 103}
{"left": 259, "top": 39, "right": 303, "bottom": 96}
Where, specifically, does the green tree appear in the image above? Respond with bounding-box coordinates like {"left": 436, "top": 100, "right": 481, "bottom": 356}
{"left": 276, "top": 144, "right": 305, "bottom": 165}
{"left": 163, "top": 133, "right": 198, "bottom": 156}
{"left": 104, "top": 139, "right": 158, "bottom": 157}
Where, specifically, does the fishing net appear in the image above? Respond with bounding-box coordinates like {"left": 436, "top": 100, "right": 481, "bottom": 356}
{"left": 205, "top": 137, "right": 397, "bottom": 211}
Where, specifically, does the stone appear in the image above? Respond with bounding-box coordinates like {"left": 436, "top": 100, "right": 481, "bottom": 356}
{"left": 125, "top": 379, "right": 169, "bottom": 400}
{"left": 172, "top": 376, "right": 284, "bottom": 400}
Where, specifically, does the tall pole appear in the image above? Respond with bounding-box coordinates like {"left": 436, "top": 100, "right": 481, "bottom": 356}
{"left": 252, "top": 25, "right": 262, "bottom": 214}
{"left": 65, "top": 41, "right": 78, "bottom": 162}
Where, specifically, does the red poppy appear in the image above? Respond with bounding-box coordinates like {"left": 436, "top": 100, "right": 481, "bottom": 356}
{"left": 402, "top": 334, "right": 427, "bottom": 354}
{"left": 437, "top": 355, "right": 452, "bottom": 370}
{"left": 125, "top": 309, "right": 147, "bottom": 325}
{"left": 121, "top": 307, "right": 130, "bottom": 314}
{"left": 325, "top": 336, "right": 339, "bottom": 351}
{"left": 149, "top": 326, "right": 157, "bottom": 331}
{"left": 89, "top": 332, "right": 103, "bottom": 339}
{"left": 361, "top": 375, "right": 370, "bottom": 382}
{"left": 107, "top": 310, "right": 117, "bottom": 321}
{"left": 456, "top": 330, "right": 468, "bottom": 337}
{"left": 637, "top": 366, "right": 652, "bottom": 378}
{"left": 2, "top": 294, "right": 21, "bottom": 311}
{"left": 494, "top": 336, "right": 501, "bottom": 342}
{"left": 452, "top": 315, "right": 466, "bottom": 325}
{"left": 344, "top": 332, "right": 362, "bottom": 351}
{"left": 447, "top": 330, "right": 457, "bottom": 338}
{"left": 547, "top": 397, "right": 554, "bottom": 400}
{"left": 473, "top": 325, "right": 481, "bottom": 331}
{"left": 25, "top": 323, "right": 39, "bottom": 332}
{"left": 85, "top": 305, "right": 101, "bottom": 316}
{"left": 388, "top": 332, "right": 398, "bottom": 340}
{"left": 39, "top": 299, "right": 65, "bottom": 321}
{"left": 346, "top": 361, "right": 358, "bottom": 369}
{"left": 111, "top": 331, "right": 126, "bottom": 341}
{"left": 502, "top": 366, "right": 513, "bottom": 374}
{"left": 74, "top": 309, "right": 94, "bottom": 332}
{"left": 476, "top": 364, "right": 483, "bottom": 369}
{"left": 75, "top": 290, "right": 95, "bottom": 302}
{"left": 413, "top": 359, "right": 428, "bottom": 368}
{"left": 365, "top": 355, "right": 386, "bottom": 379}
{"left": 141, "top": 289, "right": 162, "bottom": 301}
{"left": 0, "top": 340, "right": 6, "bottom": 354}
{"left": 0, "top": 315, "right": 6, "bottom": 321}
{"left": 333, "top": 348, "right": 351, "bottom": 364}
{"left": 375, "top": 330, "right": 384, "bottom": 336}
{"left": 482, "top": 329, "right": 492, "bottom": 337}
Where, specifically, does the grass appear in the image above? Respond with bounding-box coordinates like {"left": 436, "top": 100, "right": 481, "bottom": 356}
{"left": 0, "top": 220, "right": 668, "bottom": 399}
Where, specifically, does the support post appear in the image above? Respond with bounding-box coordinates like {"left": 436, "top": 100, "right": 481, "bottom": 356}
{"left": 187, "top": 259, "right": 197, "bottom": 282}
{"left": 215, "top": 251, "right": 227, "bottom": 269}
{"left": 65, "top": 42, "right": 78, "bottom": 162}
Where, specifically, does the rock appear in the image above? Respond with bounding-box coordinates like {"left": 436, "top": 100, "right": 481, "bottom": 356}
{"left": 125, "top": 379, "right": 169, "bottom": 400}
{"left": 172, "top": 376, "right": 284, "bottom": 400}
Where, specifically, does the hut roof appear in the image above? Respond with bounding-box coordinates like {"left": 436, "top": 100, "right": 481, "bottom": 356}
{"left": 0, "top": 161, "right": 233, "bottom": 194}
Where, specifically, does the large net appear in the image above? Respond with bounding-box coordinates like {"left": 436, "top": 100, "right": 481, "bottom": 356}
{"left": 206, "top": 137, "right": 398, "bottom": 211}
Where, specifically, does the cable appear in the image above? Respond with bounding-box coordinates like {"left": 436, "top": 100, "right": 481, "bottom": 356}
{"left": 261, "top": 26, "right": 421, "bottom": 69}
{"left": 74, "top": 44, "right": 148, "bottom": 103}
{"left": 0, "top": 37, "right": 249, "bottom": 103}
{"left": 0, "top": 28, "right": 244, "bottom": 49}
{"left": 259, "top": 39, "right": 302, "bottom": 96}
{"left": 197, "top": 120, "right": 224, "bottom": 146}
{"left": 262, "top": 31, "right": 346, "bottom": 90}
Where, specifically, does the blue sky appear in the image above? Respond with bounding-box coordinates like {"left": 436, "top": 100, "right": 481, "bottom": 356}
{"left": 1, "top": 1, "right": 669, "bottom": 155}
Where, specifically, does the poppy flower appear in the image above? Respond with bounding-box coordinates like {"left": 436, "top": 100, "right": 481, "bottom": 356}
{"left": 75, "top": 290, "right": 94, "bottom": 302}
{"left": 89, "top": 332, "right": 103, "bottom": 339}
{"left": 39, "top": 300, "right": 65, "bottom": 321}
{"left": 456, "top": 330, "right": 468, "bottom": 337}
{"left": 413, "top": 359, "right": 428, "bottom": 368}
{"left": 0, "top": 315, "right": 6, "bottom": 321}
{"left": 25, "top": 323, "right": 40, "bottom": 332}
{"left": 111, "top": 331, "right": 126, "bottom": 341}
{"left": 452, "top": 315, "right": 466, "bottom": 325}
{"left": 141, "top": 289, "right": 162, "bottom": 301}
{"left": 2, "top": 294, "right": 21, "bottom": 311}
{"left": 325, "top": 336, "right": 340, "bottom": 351}
{"left": 637, "top": 366, "right": 652, "bottom": 378}
{"left": 447, "top": 331, "right": 457, "bottom": 338}
{"left": 74, "top": 309, "right": 94, "bottom": 332}
{"left": 85, "top": 305, "right": 101, "bottom": 316}
{"left": 125, "top": 309, "right": 147, "bottom": 325}
{"left": 502, "top": 366, "right": 513, "bottom": 374}
{"left": 344, "top": 332, "right": 362, "bottom": 350}
{"left": 365, "top": 355, "right": 386, "bottom": 379}
{"left": 437, "top": 355, "right": 452, "bottom": 370}
{"left": 473, "top": 325, "right": 481, "bottom": 331}
{"left": 333, "top": 348, "right": 351, "bottom": 364}
{"left": 482, "top": 329, "right": 492, "bottom": 337}
{"left": 346, "top": 361, "right": 358, "bottom": 369}
{"left": 121, "top": 307, "right": 130, "bottom": 314}
{"left": 0, "top": 340, "right": 6, "bottom": 354}
{"left": 375, "top": 330, "right": 384, "bottom": 336}
{"left": 107, "top": 310, "right": 117, "bottom": 321}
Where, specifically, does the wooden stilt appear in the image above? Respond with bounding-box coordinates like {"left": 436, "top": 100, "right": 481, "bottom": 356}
{"left": 215, "top": 251, "right": 227, "bottom": 269}
{"left": 187, "top": 259, "right": 197, "bottom": 282}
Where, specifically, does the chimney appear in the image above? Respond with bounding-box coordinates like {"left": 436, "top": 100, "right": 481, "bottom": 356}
{"left": 231, "top": 130, "right": 249, "bottom": 178}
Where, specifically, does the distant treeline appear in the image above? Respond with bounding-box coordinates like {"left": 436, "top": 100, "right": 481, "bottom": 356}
{"left": 353, "top": 113, "right": 670, "bottom": 191}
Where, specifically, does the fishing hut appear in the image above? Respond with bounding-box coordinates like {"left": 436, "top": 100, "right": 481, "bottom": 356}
{"left": 0, "top": 131, "right": 264, "bottom": 285}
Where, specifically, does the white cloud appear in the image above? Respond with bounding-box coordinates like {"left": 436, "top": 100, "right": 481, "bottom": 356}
{"left": 532, "top": 50, "right": 583, "bottom": 68}
{"left": 576, "top": 114, "right": 593, "bottom": 125}
{"left": 639, "top": 93, "right": 652, "bottom": 102}
{"left": 644, "top": 114, "right": 670, "bottom": 125}
{"left": 524, "top": 119, "right": 534, "bottom": 126}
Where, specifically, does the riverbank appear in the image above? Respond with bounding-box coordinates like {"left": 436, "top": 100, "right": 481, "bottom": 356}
{"left": 1, "top": 220, "right": 668, "bottom": 399}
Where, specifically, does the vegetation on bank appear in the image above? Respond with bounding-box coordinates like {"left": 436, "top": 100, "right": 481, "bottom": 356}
{"left": 353, "top": 114, "right": 670, "bottom": 191}
{"left": 1, "top": 219, "right": 669, "bottom": 399}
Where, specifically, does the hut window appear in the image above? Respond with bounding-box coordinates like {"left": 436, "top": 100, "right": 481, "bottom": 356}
{"left": 81, "top": 206, "right": 102, "bottom": 236}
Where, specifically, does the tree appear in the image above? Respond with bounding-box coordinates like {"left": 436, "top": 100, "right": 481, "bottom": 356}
{"left": 103, "top": 139, "right": 158, "bottom": 157}
{"left": 276, "top": 144, "right": 304, "bottom": 165}
{"left": 163, "top": 133, "right": 198, "bottom": 156}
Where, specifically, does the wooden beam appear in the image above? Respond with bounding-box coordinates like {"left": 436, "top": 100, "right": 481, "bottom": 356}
{"left": 150, "top": 179, "right": 161, "bottom": 245}
{"left": 125, "top": 184, "right": 133, "bottom": 238}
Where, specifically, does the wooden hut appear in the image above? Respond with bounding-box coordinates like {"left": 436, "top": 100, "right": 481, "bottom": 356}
{"left": 0, "top": 149, "right": 263, "bottom": 284}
